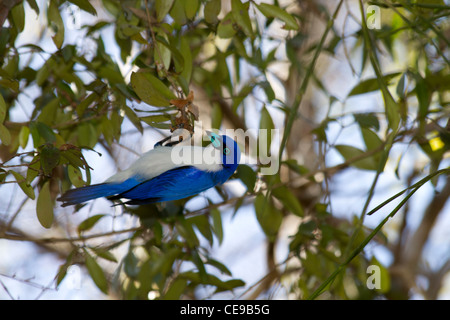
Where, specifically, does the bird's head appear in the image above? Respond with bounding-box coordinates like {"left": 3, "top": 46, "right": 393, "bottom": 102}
{"left": 206, "top": 131, "right": 241, "bottom": 170}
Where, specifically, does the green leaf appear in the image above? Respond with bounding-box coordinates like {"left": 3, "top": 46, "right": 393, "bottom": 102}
{"left": 211, "top": 102, "right": 222, "bottom": 129}
{"left": 30, "top": 121, "right": 56, "bottom": 146}
{"left": 256, "top": 3, "right": 299, "bottom": 30}
{"left": 184, "top": 0, "right": 199, "bottom": 20}
{"left": 282, "top": 159, "right": 309, "bottom": 175}
{"left": 56, "top": 249, "right": 76, "bottom": 287}
{"left": 60, "top": 149, "right": 85, "bottom": 169}
{"left": 68, "top": 0, "right": 97, "bottom": 16}
{"left": 77, "top": 122, "right": 98, "bottom": 148}
{"left": 254, "top": 194, "right": 283, "bottom": 240}
{"left": 84, "top": 249, "right": 108, "bottom": 294}
{"left": 205, "top": 258, "right": 232, "bottom": 276}
{"left": 76, "top": 92, "right": 98, "bottom": 116}
{"left": 180, "top": 271, "right": 245, "bottom": 292}
{"left": 260, "top": 80, "right": 275, "bottom": 102}
{"left": 204, "top": 0, "right": 221, "bottom": 24}
{"left": 11, "top": 170, "right": 35, "bottom": 200}
{"left": 259, "top": 106, "right": 274, "bottom": 151}
{"left": 101, "top": 116, "right": 114, "bottom": 146}
{"left": 272, "top": 186, "right": 304, "bottom": 217}
{"left": 210, "top": 208, "right": 223, "bottom": 245}
{"left": 217, "top": 12, "right": 236, "bottom": 38}
{"left": 0, "top": 124, "right": 11, "bottom": 146}
{"left": 68, "top": 164, "right": 85, "bottom": 188}
{"left": 382, "top": 87, "right": 399, "bottom": 132}
{"left": 360, "top": 127, "right": 383, "bottom": 152}
{"left": 124, "top": 106, "right": 143, "bottom": 134}
{"left": 155, "top": 0, "right": 174, "bottom": 21}
{"left": 369, "top": 256, "right": 391, "bottom": 293}
{"left": 78, "top": 214, "right": 106, "bottom": 234}
{"left": 189, "top": 214, "right": 213, "bottom": 245}
{"left": 124, "top": 250, "right": 140, "bottom": 279}
{"left": 169, "top": 0, "right": 187, "bottom": 25}
{"left": 164, "top": 278, "right": 187, "bottom": 300}
{"left": 11, "top": 2, "right": 25, "bottom": 33}
{"left": 414, "top": 72, "right": 431, "bottom": 119}
{"left": 154, "top": 34, "right": 171, "bottom": 74}
{"left": 236, "top": 164, "right": 256, "bottom": 191}
{"left": 48, "top": 0, "right": 65, "bottom": 49}
{"left": 354, "top": 113, "right": 380, "bottom": 131}
{"left": 348, "top": 72, "right": 401, "bottom": 96}
{"left": 40, "top": 144, "right": 60, "bottom": 176}
{"left": 231, "top": 0, "right": 253, "bottom": 38}
{"left": 179, "top": 37, "right": 192, "bottom": 85}
{"left": 176, "top": 217, "right": 200, "bottom": 248}
{"left": 36, "top": 181, "right": 54, "bottom": 229}
{"left": 130, "top": 71, "right": 175, "bottom": 107}
{"left": 26, "top": 0, "right": 40, "bottom": 15}
{"left": 90, "top": 247, "right": 117, "bottom": 263}
{"left": 0, "top": 94, "right": 6, "bottom": 123}
{"left": 26, "top": 155, "right": 40, "bottom": 184}
{"left": 335, "top": 144, "right": 377, "bottom": 170}
{"left": 19, "top": 125, "right": 29, "bottom": 149}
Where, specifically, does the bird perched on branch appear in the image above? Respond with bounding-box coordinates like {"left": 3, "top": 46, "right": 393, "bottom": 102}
{"left": 57, "top": 131, "right": 241, "bottom": 206}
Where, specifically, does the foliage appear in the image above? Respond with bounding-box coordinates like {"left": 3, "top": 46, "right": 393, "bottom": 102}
{"left": 0, "top": 0, "right": 449, "bottom": 300}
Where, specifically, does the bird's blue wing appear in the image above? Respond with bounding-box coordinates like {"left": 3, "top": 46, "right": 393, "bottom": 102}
{"left": 115, "top": 166, "right": 227, "bottom": 205}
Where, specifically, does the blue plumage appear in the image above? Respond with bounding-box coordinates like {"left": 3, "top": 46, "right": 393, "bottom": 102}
{"left": 58, "top": 132, "right": 240, "bottom": 207}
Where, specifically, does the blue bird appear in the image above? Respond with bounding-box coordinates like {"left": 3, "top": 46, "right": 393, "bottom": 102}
{"left": 57, "top": 131, "right": 241, "bottom": 206}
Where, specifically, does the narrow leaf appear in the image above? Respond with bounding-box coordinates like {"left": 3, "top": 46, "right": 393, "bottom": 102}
{"left": 256, "top": 3, "right": 299, "bottom": 30}
{"left": 84, "top": 249, "right": 108, "bottom": 294}
{"left": 11, "top": 171, "right": 35, "bottom": 199}
{"left": 0, "top": 94, "right": 6, "bottom": 123}
{"left": 36, "top": 181, "right": 54, "bottom": 229}
{"left": 335, "top": 144, "right": 377, "bottom": 170}
{"left": 78, "top": 214, "right": 106, "bottom": 234}
{"left": 48, "top": 0, "right": 65, "bottom": 48}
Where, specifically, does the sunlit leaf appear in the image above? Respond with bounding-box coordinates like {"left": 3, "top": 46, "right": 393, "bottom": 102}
{"left": 18, "top": 125, "right": 29, "bottom": 149}
{"left": 184, "top": 0, "right": 199, "bottom": 20}
{"left": 0, "top": 124, "right": 11, "bottom": 145}
{"left": 204, "top": 0, "right": 221, "bottom": 24}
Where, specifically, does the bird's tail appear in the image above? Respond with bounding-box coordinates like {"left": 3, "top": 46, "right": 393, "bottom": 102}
{"left": 57, "top": 183, "right": 125, "bottom": 207}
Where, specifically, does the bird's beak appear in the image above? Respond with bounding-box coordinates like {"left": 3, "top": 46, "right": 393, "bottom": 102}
{"left": 205, "top": 130, "right": 222, "bottom": 148}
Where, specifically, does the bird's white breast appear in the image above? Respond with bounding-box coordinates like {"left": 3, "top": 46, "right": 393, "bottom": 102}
{"left": 105, "top": 145, "right": 222, "bottom": 183}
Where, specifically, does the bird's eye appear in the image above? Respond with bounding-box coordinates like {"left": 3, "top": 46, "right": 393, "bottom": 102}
{"left": 224, "top": 147, "right": 230, "bottom": 155}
